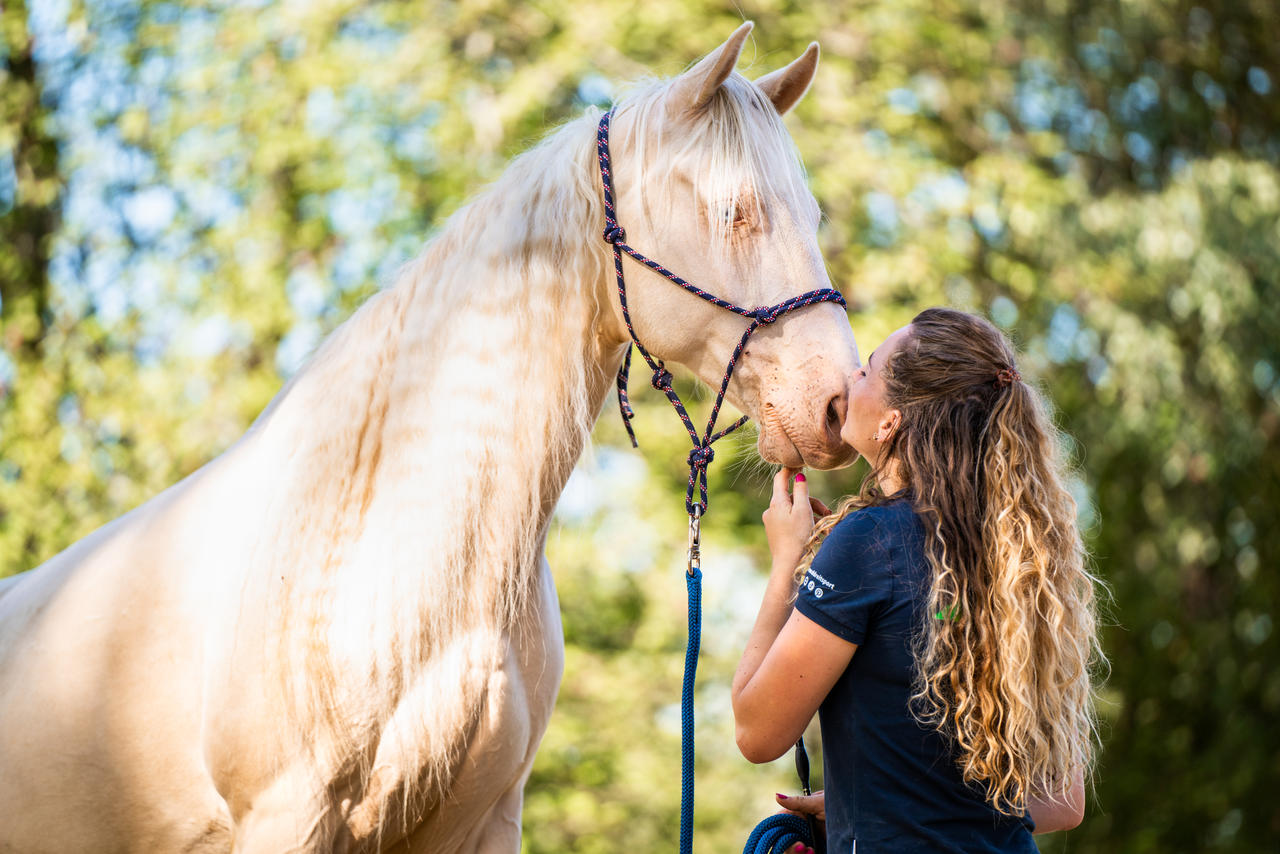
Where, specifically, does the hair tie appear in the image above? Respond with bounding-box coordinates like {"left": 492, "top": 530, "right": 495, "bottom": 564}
{"left": 995, "top": 367, "right": 1021, "bottom": 388}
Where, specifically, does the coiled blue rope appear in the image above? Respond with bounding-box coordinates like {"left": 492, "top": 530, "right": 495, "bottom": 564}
{"left": 742, "top": 813, "right": 813, "bottom": 854}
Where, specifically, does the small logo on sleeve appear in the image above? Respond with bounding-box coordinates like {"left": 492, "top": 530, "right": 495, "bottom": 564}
{"left": 805, "top": 569, "right": 835, "bottom": 599}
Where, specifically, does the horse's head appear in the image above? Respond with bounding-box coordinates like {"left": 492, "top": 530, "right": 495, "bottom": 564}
{"left": 603, "top": 23, "right": 859, "bottom": 471}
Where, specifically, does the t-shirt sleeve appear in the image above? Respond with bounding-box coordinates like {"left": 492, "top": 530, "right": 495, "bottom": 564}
{"left": 794, "top": 509, "right": 894, "bottom": 645}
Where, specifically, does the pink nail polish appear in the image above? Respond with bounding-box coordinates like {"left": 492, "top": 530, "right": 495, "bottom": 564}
{"left": 776, "top": 792, "right": 789, "bottom": 799}
{"left": 795, "top": 473, "right": 805, "bottom": 482}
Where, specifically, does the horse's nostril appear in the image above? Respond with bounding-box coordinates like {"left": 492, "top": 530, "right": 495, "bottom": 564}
{"left": 824, "top": 391, "right": 848, "bottom": 440}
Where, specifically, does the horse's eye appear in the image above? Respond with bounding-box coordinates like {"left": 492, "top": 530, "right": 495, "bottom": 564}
{"left": 709, "top": 197, "right": 756, "bottom": 233}
{"left": 720, "top": 203, "right": 751, "bottom": 228}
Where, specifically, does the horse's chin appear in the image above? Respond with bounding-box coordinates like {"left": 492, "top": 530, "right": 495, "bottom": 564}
{"left": 756, "top": 429, "right": 856, "bottom": 471}
{"left": 803, "top": 444, "right": 860, "bottom": 471}
{"left": 757, "top": 435, "right": 804, "bottom": 468}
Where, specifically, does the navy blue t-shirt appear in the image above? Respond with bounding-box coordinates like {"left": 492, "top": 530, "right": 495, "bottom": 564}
{"left": 794, "top": 498, "right": 1037, "bottom": 854}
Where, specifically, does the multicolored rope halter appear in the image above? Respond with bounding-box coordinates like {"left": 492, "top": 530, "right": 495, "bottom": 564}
{"left": 596, "top": 108, "right": 847, "bottom": 517}
{"left": 597, "top": 107, "right": 841, "bottom": 854}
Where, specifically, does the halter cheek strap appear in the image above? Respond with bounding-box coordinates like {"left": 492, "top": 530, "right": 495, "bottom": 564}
{"left": 596, "top": 109, "right": 846, "bottom": 516}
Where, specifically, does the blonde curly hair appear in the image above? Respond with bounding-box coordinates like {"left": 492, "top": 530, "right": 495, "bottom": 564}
{"left": 797, "top": 308, "right": 1105, "bottom": 814}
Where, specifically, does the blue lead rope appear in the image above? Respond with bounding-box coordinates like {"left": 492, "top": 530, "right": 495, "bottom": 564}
{"left": 680, "top": 564, "right": 702, "bottom": 854}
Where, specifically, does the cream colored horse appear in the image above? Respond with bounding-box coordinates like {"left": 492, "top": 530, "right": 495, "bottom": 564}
{"left": 0, "top": 23, "right": 857, "bottom": 854}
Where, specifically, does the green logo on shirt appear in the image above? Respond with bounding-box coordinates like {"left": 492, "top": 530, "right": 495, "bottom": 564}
{"left": 934, "top": 604, "right": 962, "bottom": 621}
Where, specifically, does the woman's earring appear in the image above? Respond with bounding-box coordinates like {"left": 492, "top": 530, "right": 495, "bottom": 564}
{"left": 873, "top": 432, "right": 881, "bottom": 442}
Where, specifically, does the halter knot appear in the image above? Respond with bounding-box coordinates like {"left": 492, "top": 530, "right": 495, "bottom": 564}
{"left": 603, "top": 224, "right": 627, "bottom": 245}
{"left": 751, "top": 305, "right": 781, "bottom": 324}
{"left": 687, "top": 445, "right": 715, "bottom": 471}
{"left": 651, "top": 366, "right": 675, "bottom": 391}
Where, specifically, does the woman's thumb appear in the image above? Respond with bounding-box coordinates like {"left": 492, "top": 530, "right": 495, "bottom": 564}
{"left": 775, "top": 791, "right": 823, "bottom": 816}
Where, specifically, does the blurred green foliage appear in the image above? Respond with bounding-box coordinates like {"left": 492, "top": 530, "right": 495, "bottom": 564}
{"left": 1, "top": 1, "right": 1276, "bottom": 851}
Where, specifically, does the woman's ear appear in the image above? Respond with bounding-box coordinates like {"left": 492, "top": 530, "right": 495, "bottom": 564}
{"left": 877, "top": 409, "right": 903, "bottom": 444}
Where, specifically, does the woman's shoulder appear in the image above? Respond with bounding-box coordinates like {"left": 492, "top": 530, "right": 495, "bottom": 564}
{"left": 829, "top": 498, "right": 916, "bottom": 540}
{"left": 820, "top": 500, "right": 925, "bottom": 571}
{"left": 806, "top": 502, "right": 913, "bottom": 608}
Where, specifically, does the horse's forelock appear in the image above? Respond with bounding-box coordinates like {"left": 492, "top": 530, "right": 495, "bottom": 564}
{"left": 617, "top": 72, "right": 810, "bottom": 252}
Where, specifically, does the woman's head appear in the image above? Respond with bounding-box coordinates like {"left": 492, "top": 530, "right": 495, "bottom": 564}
{"left": 803, "top": 307, "right": 1104, "bottom": 814}
{"left": 840, "top": 308, "right": 1027, "bottom": 486}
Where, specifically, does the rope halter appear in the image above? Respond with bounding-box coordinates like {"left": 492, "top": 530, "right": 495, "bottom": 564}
{"left": 595, "top": 108, "right": 846, "bottom": 517}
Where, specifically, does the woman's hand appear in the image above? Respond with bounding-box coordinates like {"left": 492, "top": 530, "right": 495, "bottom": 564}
{"left": 763, "top": 468, "right": 824, "bottom": 568}
{"left": 776, "top": 789, "right": 825, "bottom": 821}
{"left": 777, "top": 790, "right": 825, "bottom": 848}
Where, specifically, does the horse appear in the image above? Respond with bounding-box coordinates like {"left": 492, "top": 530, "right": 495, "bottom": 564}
{"left": 0, "top": 22, "right": 858, "bottom": 853}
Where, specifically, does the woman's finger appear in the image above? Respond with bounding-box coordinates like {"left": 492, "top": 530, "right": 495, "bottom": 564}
{"left": 772, "top": 468, "right": 794, "bottom": 506}
{"left": 809, "top": 496, "right": 833, "bottom": 518}
{"left": 791, "top": 472, "right": 809, "bottom": 517}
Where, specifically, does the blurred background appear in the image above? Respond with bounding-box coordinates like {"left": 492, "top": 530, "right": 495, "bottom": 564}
{"left": 1, "top": 0, "right": 1276, "bottom": 851}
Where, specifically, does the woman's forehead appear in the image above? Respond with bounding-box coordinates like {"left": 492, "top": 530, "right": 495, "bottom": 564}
{"left": 869, "top": 325, "right": 912, "bottom": 369}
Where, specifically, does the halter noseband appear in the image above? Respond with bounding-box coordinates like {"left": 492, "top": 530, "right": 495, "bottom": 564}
{"left": 596, "top": 108, "right": 847, "bottom": 517}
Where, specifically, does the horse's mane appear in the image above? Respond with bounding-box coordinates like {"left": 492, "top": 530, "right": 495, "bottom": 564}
{"left": 244, "top": 67, "right": 810, "bottom": 839}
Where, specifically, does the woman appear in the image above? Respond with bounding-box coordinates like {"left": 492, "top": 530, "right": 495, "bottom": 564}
{"left": 732, "top": 308, "right": 1103, "bottom": 853}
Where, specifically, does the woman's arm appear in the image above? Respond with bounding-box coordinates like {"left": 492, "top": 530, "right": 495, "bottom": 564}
{"left": 734, "top": 606, "right": 857, "bottom": 763}
{"left": 1028, "top": 767, "right": 1086, "bottom": 833}
{"left": 732, "top": 470, "right": 857, "bottom": 764}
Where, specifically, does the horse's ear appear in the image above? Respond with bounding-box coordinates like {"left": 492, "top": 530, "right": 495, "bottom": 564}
{"left": 667, "top": 21, "right": 754, "bottom": 116}
{"left": 754, "top": 42, "right": 820, "bottom": 116}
